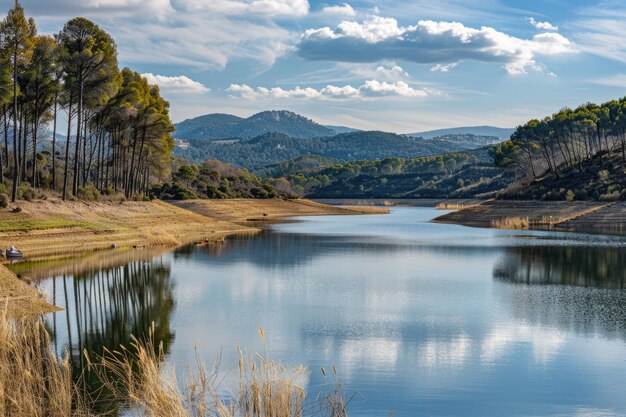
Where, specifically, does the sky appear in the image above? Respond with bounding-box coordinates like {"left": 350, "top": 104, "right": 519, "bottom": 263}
{"left": 6, "top": 0, "right": 626, "bottom": 132}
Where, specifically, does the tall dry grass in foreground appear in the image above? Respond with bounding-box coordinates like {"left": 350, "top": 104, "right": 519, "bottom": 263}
{"left": 0, "top": 310, "right": 90, "bottom": 416}
{"left": 1, "top": 312, "right": 350, "bottom": 417}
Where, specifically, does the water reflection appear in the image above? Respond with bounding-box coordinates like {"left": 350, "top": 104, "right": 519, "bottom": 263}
{"left": 494, "top": 246, "right": 625, "bottom": 288}
{"left": 27, "top": 207, "right": 626, "bottom": 417}
{"left": 46, "top": 259, "right": 175, "bottom": 415}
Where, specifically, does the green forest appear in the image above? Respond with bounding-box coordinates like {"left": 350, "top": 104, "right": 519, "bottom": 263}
{"left": 0, "top": 3, "right": 174, "bottom": 204}
{"left": 494, "top": 99, "right": 626, "bottom": 201}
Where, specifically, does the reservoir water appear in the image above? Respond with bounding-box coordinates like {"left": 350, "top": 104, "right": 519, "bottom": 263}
{"left": 29, "top": 207, "right": 626, "bottom": 417}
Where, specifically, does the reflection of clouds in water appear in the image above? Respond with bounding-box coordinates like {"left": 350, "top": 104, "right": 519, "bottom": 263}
{"left": 481, "top": 322, "right": 566, "bottom": 365}
{"left": 417, "top": 334, "right": 472, "bottom": 371}
{"left": 338, "top": 338, "right": 400, "bottom": 378}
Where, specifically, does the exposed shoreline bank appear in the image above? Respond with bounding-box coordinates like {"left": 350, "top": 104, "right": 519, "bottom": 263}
{"left": 1, "top": 198, "right": 388, "bottom": 316}
{"left": 433, "top": 200, "right": 626, "bottom": 235}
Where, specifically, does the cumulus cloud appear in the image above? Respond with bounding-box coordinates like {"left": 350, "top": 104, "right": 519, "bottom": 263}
{"left": 528, "top": 17, "right": 559, "bottom": 31}
{"left": 180, "top": 0, "right": 309, "bottom": 16}
{"left": 142, "top": 73, "right": 210, "bottom": 93}
{"left": 374, "top": 64, "right": 409, "bottom": 79}
{"left": 227, "top": 80, "right": 429, "bottom": 100}
{"left": 322, "top": 3, "right": 356, "bottom": 16}
{"left": 299, "top": 17, "right": 576, "bottom": 75}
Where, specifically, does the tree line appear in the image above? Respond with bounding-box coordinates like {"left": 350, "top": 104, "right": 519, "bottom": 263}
{"left": 495, "top": 98, "right": 626, "bottom": 180}
{"left": 0, "top": 2, "right": 174, "bottom": 203}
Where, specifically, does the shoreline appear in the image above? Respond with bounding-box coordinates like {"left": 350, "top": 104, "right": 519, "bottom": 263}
{"left": 433, "top": 200, "right": 626, "bottom": 235}
{"left": 0, "top": 198, "right": 388, "bottom": 316}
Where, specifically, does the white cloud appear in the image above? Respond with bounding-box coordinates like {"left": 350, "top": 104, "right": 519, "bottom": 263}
{"left": 431, "top": 63, "right": 458, "bottom": 72}
{"left": 180, "top": 0, "right": 309, "bottom": 16}
{"left": 299, "top": 17, "right": 576, "bottom": 75}
{"left": 142, "top": 73, "right": 210, "bottom": 94}
{"left": 528, "top": 17, "right": 558, "bottom": 32}
{"left": 227, "top": 79, "right": 430, "bottom": 100}
{"left": 360, "top": 80, "right": 427, "bottom": 97}
{"left": 374, "top": 64, "right": 409, "bottom": 80}
{"left": 322, "top": 3, "right": 356, "bottom": 16}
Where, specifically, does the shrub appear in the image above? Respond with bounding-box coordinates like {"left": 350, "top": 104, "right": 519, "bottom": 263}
{"left": 149, "top": 182, "right": 197, "bottom": 200}
{"left": 16, "top": 185, "right": 43, "bottom": 202}
{"left": 76, "top": 184, "right": 101, "bottom": 201}
{"left": 599, "top": 190, "right": 623, "bottom": 201}
{"left": 565, "top": 190, "right": 575, "bottom": 202}
{"left": 101, "top": 186, "right": 115, "bottom": 196}
{"left": 0, "top": 193, "right": 8, "bottom": 208}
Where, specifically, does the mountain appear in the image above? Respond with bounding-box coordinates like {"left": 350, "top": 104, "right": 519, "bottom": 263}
{"left": 409, "top": 126, "right": 515, "bottom": 141}
{"left": 174, "top": 110, "right": 335, "bottom": 140}
{"left": 175, "top": 131, "right": 474, "bottom": 168}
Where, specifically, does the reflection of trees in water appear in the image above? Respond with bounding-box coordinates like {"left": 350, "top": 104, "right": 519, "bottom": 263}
{"left": 493, "top": 246, "right": 626, "bottom": 341}
{"left": 493, "top": 246, "right": 625, "bottom": 289}
{"left": 48, "top": 259, "right": 175, "bottom": 415}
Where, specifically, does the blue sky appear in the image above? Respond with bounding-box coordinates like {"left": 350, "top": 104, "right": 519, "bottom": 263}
{"left": 9, "top": 0, "right": 626, "bottom": 132}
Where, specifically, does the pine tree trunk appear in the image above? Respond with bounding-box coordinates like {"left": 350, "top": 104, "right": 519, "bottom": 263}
{"left": 62, "top": 98, "right": 74, "bottom": 201}
{"left": 51, "top": 93, "right": 58, "bottom": 190}
{"left": 72, "top": 77, "right": 83, "bottom": 196}
{"left": 11, "top": 42, "right": 19, "bottom": 202}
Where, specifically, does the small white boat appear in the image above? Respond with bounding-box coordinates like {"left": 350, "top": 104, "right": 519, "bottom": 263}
{"left": 5, "top": 246, "right": 24, "bottom": 259}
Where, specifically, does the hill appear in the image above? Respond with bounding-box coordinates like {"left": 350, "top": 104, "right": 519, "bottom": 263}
{"left": 499, "top": 152, "right": 625, "bottom": 201}
{"left": 175, "top": 131, "right": 473, "bottom": 168}
{"left": 174, "top": 110, "right": 335, "bottom": 140}
{"left": 270, "top": 147, "right": 512, "bottom": 199}
{"left": 253, "top": 155, "right": 342, "bottom": 178}
{"left": 410, "top": 126, "right": 514, "bottom": 140}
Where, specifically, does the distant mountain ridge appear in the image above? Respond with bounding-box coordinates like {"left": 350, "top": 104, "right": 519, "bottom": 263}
{"left": 409, "top": 126, "right": 514, "bottom": 140}
{"left": 174, "top": 110, "right": 336, "bottom": 140}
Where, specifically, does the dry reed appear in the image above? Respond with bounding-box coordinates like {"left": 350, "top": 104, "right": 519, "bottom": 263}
{"left": 490, "top": 217, "right": 530, "bottom": 230}
{"left": 1, "top": 308, "right": 352, "bottom": 417}
{"left": 435, "top": 202, "right": 478, "bottom": 210}
{"left": 0, "top": 309, "right": 90, "bottom": 417}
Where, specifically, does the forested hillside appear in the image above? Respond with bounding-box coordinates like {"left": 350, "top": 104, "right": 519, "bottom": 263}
{"left": 494, "top": 98, "right": 626, "bottom": 201}
{"left": 258, "top": 148, "right": 511, "bottom": 199}
{"left": 0, "top": 3, "right": 174, "bottom": 203}
{"left": 174, "top": 131, "right": 496, "bottom": 167}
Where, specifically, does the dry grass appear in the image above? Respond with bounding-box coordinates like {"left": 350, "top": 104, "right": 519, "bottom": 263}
{"left": 0, "top": 265, "right": 59, "bottom": 317}
{"left": 340, "top": 206, "right": 390, "bottom": 214}
{"left": 435, "top": 201, "right": 482, "bottom": 211}
{"left": 1, "top": 313, "right": 352, "bottom": 417}
{"left": 173, "top": 199, "right": 388, "bottom": 224}
{"left": 490, "top": 217, "right": 530, "bottom": 230}
{"left": 90, "top": 326, "right": 349, "bottom": 417}
{"left": 0, "top": 310, "right": 90, "bottom": 417}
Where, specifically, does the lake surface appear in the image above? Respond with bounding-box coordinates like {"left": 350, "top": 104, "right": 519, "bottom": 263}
{"left": 32, "top": 207, "right": 626, "bottom": 417}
